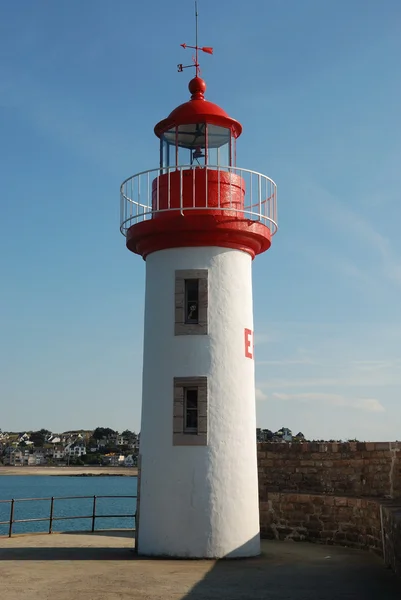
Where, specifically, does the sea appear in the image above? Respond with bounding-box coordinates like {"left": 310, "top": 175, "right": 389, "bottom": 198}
{"left": 0, "top": 475, "right": 137, "bottom": 536}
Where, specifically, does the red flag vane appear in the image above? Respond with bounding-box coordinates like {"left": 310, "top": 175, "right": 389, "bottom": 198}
{"left": 177, "top": 1, "right": 213, "bottom": 77}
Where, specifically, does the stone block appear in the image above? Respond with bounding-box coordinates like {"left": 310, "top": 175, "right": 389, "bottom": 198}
{"left": 375, "top": 442, "right": 390, "bottom": 451}
{"left": 300, "top": 460, "right": 315, "bottom": 467}
{"left": 311, "top": 495, "right": 326, "bottom": 506}
{"left": 285, "top": 493, "right": 300, "bottom": 503}
{"left": 289, "top": 511, "right": 309, "bottom": 522}
{"left": 288, "top": 519, "right": 306, "bottom": 527}
{"left": 306, "top": 521, "right": 323, "bottom": 532}
{"left": 260, "top": 459, "right": 274, "bottom": 467}
{"left": 295, "top": 494, "right": 311, "bottom": 504}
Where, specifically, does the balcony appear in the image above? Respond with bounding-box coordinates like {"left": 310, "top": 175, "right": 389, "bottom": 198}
{"left": 120, "top": 165, "right": 278, "bottom": 237}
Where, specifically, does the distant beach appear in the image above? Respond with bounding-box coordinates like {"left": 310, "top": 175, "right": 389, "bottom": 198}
{"left": 0, "top": 466, "right": 138, "bottom": 477}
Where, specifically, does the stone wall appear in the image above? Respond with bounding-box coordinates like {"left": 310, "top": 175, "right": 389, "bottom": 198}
{"left": 259, "top": 492, "right": 382, "bottom": 554}
{"left": 382, "top": 504, "right": 401, "bottom": 577}
{"left": 257, "top": 441, "right": 401, "bottom": 499}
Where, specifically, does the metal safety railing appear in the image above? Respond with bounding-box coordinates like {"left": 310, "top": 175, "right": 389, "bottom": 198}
{"left": 120, "top": 164, "right": 278, "bottom": 237}
{"left": 0, "top": 495, "right": 136, "bottom": 538}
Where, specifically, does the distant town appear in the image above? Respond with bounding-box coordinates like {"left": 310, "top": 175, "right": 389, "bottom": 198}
{"left": 0, "top": 427, "right": 139, "bottom": 468}
{"left": 0, "top": 426, "right": 349, "bottom": 468}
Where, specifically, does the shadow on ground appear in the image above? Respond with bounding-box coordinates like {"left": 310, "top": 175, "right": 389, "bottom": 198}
{"left": 180, "top": 541, "right": 401, "bottom": 600}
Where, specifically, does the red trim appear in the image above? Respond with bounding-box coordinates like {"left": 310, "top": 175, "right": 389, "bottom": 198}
{"left": 154, "top": 99, "right": 242, "bottom": 139}
{"left": 126, "top": 214, "right": 271, "bottom": 260}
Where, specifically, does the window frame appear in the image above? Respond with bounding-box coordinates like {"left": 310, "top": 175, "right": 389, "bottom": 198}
{"left": 173, "top": 377, "right": 208, "bottom": 446}
{"left": 175, "top": 269, "right": 208, "bottom": 335}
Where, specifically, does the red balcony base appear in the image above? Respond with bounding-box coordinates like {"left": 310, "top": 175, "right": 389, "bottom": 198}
{"left": 126, "top": 213, "right": 272, "bottom": 260}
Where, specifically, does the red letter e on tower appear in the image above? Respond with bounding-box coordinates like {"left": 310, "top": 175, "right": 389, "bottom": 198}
{"left": 244, "top": 328, "right": 253, "bottom": 359}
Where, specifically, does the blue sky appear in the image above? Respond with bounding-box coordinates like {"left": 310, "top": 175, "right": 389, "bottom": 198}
{"left": 1, "top": 0, "right": 400, "bottom": 440}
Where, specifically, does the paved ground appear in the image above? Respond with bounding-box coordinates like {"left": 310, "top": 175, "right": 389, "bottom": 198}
{"left": 0, "top": 531, "right": 399, "bottom": 599}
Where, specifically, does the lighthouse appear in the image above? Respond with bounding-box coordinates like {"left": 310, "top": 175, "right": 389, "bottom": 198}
{"left": 120, "top": 34, "right": 277, "bottom": 558}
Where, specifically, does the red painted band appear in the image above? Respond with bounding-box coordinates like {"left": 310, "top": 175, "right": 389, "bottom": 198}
{"left": 126, "top": 214, "right": 272, "bottom": 260}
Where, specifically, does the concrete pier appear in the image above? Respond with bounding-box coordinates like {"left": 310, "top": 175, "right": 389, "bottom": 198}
{"left": 0, "top": 531, "right": 399, "bottom": 599}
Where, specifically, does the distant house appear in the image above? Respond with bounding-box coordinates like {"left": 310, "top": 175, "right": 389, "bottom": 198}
{"left": 48, "top": 436, "right": 61, "bottom": 444}
{"left": 4, "top": 448, "right": 29, "bottom": 466}
{"left": 65, "top": 440, "right": 86, "bottom": 458}
{"left": 27, "top": 451, "right": 46, "bottom": 466}
{"left": 274, "top": 428, "right": 293, "bottom": 443}
{"left": 32, "top": 449, "right": 46, "bottom": 465}
{"left": 52, "top": 446, "right": 65, "bottom": 460}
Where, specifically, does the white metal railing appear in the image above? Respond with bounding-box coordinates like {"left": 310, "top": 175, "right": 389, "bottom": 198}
{"left": 120, "top": 165, "right": 278, "bottom": 236}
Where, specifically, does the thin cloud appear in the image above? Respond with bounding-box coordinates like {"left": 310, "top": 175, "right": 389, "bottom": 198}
{"left": 257, "top": 358, "right": 316, "bottom": 366}
{"left": 261, "top": 373, "right": 401, "bottom": 388}
{"left": 352, "top": 359, "right": 401, "bottom": 372}
{"left": 272, "top": 392, "right": 385, "bottom": 413}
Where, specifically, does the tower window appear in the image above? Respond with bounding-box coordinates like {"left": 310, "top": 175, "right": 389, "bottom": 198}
{"left": 175, "top": 270, "right": 208, "bottom": 335}
{"left": 173, "top": 377, "right": 207, "bottom": 446}
{"left": 185, "top": 280, "right": 199, "bottom": 324}
{"left": 184, "top": 388, "right": 198, "bottom": 432}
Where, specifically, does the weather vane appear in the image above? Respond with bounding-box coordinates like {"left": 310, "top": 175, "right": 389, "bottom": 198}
{"left": 177, "top": 1, "right": 213, "bottom": 77}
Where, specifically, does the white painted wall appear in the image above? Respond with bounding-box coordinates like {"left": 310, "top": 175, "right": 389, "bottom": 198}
{"left": 138, "top": 246, "right": 260, "bottom": 558}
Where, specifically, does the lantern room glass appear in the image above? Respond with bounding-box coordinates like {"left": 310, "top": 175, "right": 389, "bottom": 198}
{"left": 160, "top": 124, "right": 235, "bottom": 170}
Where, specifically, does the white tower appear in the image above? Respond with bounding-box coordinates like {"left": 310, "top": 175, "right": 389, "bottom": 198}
{"left": 120, "top": 44, "right": 277, "bottom": 558}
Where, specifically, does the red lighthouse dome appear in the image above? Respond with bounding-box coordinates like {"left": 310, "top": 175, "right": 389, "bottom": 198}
{"left": 154, "top": 77, "right": 242, "bottom": 139}
{"left": 120, "top": 75, "right": 277, "bottom": 260}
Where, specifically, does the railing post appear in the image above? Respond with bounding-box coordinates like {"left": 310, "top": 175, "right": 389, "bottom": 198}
{"left": 8, "top": 499, "right": 14, "bottom": 538}
{"left": 180, "top": 167, "right": 183, "bottom": 216}
{"left": 49, "top": 497, "right": 54, "bottom": 534}
{"left": 91, "top": 496, "right": 97, "bottom": 532}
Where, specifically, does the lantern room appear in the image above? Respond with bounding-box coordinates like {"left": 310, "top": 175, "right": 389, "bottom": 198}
{"left": 120, "top": 74, "right": 277, "bottom": 260}
{"left": 154, "top": 76, "right": 242, "bottom": 170}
